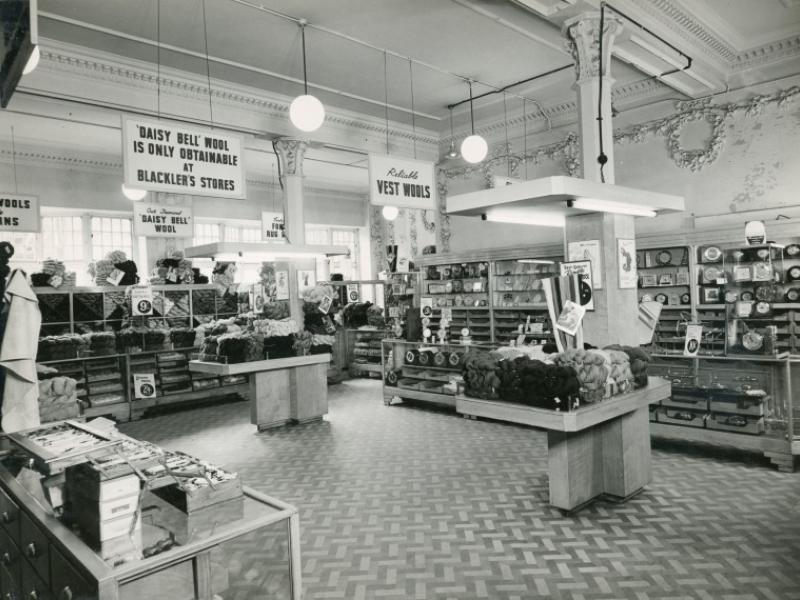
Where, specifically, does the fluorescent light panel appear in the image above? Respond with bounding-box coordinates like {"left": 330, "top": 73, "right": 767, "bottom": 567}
{"left": 517, "top": 259, "right": 555, "bottom": 264}
{"left": 484, "top": 207, "right": 566, "bottom": 228}
{"left": 571, "top": 198, "right": 657, "bottom": 218}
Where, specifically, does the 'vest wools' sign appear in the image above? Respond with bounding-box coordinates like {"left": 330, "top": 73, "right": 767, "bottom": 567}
{"left": 122, "top": 116, "right": 245, "bottom": 199}
{"left": 368, "top": 154, "right": 436, "bottom": 210}
{"left": 0, "top": 194, "right": 39, "bottom": 232}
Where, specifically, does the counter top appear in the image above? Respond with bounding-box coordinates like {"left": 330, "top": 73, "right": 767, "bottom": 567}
{"left": 189, "top": 354, "right": 331, "bottom": 375}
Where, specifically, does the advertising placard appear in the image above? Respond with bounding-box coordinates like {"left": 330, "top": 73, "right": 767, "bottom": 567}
{"left": 122, "top": 116, "right": 245, "bottom": 199}
{"left": 131, "top": 286, "right": 154, "bottom": 316}
{"left": 0, "top": 194, "right": 39, "bottom": 233}
{"left": 133, "top": 202, "right": 193, "bottom": 238}
{"left": 261, "top": 211, "right": 286, "bottom": 242}
{"left": 133, "top": 374, "right": 157, "bottom": 399}
{"left": 368, "top": 154, "right": 436, "bottom": 210}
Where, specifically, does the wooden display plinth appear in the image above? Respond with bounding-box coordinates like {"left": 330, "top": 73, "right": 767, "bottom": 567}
{"left": 456, "top": 377, "right": 670, "bottom": 512}
{"left": 189, "top": 355, "right": 330, "bottom": 431}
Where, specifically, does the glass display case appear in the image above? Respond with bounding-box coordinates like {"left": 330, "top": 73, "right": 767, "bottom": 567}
{"left": 0, "top": 439, "right": 301, "bottom": 599}
{"left": 648, "top": 353, "right": 798, "bottom": 471}
{"left": 492, "top": 258, "right": 557, "bottom": 345}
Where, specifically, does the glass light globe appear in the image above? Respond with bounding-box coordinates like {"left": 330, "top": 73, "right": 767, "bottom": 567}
{"left": 121, "top": 183, "right": 147, "bottom": 201}
{"left": 382, "top": 206, "right": 399, "bottom": 221}
{"left": 289, "top": 94, "right": 325, "bottom": 132}
{"left": 23, "top": 46, "right": 40, "bottom": 75}
{"left": 460, "top": 134, "right": 488, "bottom": 163}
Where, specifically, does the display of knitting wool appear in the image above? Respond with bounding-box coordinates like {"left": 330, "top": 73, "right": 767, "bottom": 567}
{"left": 341, "top": 302, "right": 373, "bottom": 328}
{"left": 553, "top": 348, "right": 611, "bottom": 403}
{"left": 263, "top": 335, "right": 294, "bottom": 359}
{"left": 192, "top": 268, "right": 208, "bottom": 284}
{"left": 292, "top": 331, "right": 313, "bottom": 356}
{"left": 30, "top": 258, "right": 75, "bottom": 289}
{"left": 117, "top": 327, "right": 147, "bottom": 351}
{"left": 252, "top": 318, "right": 300, "bottom": 338}
{"left": 195, "top": 318, "right": 241, "bottom": 351}
{"left": 169, "top": 328, "right": 196, "bottom": 349}
{"left": 36, "top": 293, "right": 71, "bottom": 323}
{"left": 309, "top": 334, "right": 335, "bottom": 356}
{"left": 103, "top": 291, "right": 128, "bottom": 319}
{"left": 142, "top": 328, "right": 168, "bottom": 351}
{"left": 262, "top": 301, "right": 290, "bottom": 320}
{"left": 495, "top": 357, "right": 580, "bottom": 410}
{"left": 37, "top": 335, "right": 88, "bottom": 361}
{"left": 462, "top": 351, "right": 501, "bottom": 400}
{"left": 37, "top": 377, "right": 80, "bottom": 423}
{"left": 601, "top": 349, "right": 635, "bottom": 394}
{"left": 191, "top": 289, "right": 217, "bottom": 318}
{"left": 216, "top": 290, "right": 239, "bottom": 316}
{"left": 604, "top": 345, "right": 651, "bottom": 388}
{"left": 163, "top": 290, "right": 191, "bottom": 318}
{"left": 82, "top": 332, "right": 117, "bottom": 356}
{"left": 303, "top": 302, "right": 336, "bottom": 335}
{"left": 366, "top": 305, "right": 386, "bottom": 328}
{"left": 73, "top": 293, "right": 104, "bottom": 322}
{"left": 217, "top": 332, "right": 261, "bottom": 363}
{"left": 89, "top": 258, "right": 116, "bottom": 286}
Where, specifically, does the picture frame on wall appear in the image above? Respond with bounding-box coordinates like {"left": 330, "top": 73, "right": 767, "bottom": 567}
{"left": 702, "top": 287, "right": 721, "bottom": 303}
{"left": 617, "top": 238, "right": 637, "bottom": 289}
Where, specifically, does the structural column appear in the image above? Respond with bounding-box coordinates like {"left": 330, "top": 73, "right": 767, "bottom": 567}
{"left": 273, "top": 138, "right": 311, "bottom": 323}
{"left": 562, "top": 13, "right": 639, "bottom": 347}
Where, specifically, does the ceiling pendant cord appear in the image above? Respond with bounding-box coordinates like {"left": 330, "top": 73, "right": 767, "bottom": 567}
{"left": 383, "top": 51, "right": 390, "bottom": 154}
{"left": 468, "top": 80, "right": 475, "bottom": 135}
{"left": 201, "top": 0, "right": 214, "bottom": 124}
{"left": 597, "top": 1, "right": 608, "bottom": 183}
{"left": 10, "top": 126, "right": 18, "bottom": 194}
{"left": 503, "top": 92, "right": 510, "bottom": 177}
{"left": 301, "top": 23, "right": 309, "bottom": 95}
{"left": 408, "top": 59, "right": 417, "bottom": 160}
{"left": 156, "top": 0, "right": 161, "bottom": 119}
{"left": 523, "top": 99, "right": 528, "bottom": 180}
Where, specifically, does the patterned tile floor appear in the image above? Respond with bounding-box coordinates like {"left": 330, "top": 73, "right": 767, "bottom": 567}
{"left": 121, "top": 380, "right": 800, "bottom": 600}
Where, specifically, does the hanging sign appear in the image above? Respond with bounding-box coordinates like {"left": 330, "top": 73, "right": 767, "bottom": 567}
{"left": 133, "top": 202, "right": 193, "bottom": 238}
{"left": 131, "top": 287, "right": 154, "bottom": 316}
{"left": 560, "top": 260, "right": 594, "bottom": 311}
{"left": 0, "top": 194, "right": 39, "bottom": 233}
{"left": 133, "top": 374, "right": 157, "bottom": 399}
{"left": 122, "top": 116, "right": 245, "bottom": 199}
{"left": 261, "top": 211, "right": 286, "bottom": 242}
{"left": 368, "top": 154, "right": 436, "bottom": 210}
{"left": 683, "top": 324, "right": 703, "bottom": 357}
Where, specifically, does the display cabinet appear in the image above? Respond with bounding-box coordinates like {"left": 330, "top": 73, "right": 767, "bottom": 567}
{"left": 648, "top": 353, "right": 798, "bottom": 471}
{"left": 382, "top": 338, "right": 496, "bottom": 408}
{"left": 384, "top": 272, "right": 419, "bottom": 325}
{"left": 346, "top": 328, "right": 388, "bottom": 378}
{"left": 491, "top": 258, "right": 558, "bottom": 344}
{"left": 0, "top": 442, "right": 301, "bottom": 599}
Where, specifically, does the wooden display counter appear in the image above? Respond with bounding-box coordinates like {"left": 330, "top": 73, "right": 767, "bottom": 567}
{"left": 456, "top": 377, "right": 671, "bottom": 512}
{"left": 190, "top": 355, "right": 331, "bottom": 431}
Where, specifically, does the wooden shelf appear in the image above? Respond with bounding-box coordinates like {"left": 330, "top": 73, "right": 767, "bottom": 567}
{"left": 386, "top": 387, "right": 456, "bottom": 407}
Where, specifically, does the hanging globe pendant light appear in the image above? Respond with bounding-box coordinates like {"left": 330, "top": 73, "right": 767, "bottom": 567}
{"left": 290, "top": 22, "right": 325, "bottom": 133}
{"left": 460, "top": 81, "right": 487, "bottom": 163}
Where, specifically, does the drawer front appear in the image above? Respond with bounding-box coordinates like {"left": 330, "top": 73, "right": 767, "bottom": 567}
{"left": 0, "top": 488, "right": 20, "bottom": 542}
{"left": 0, "top": 562, "right": 22, "bottom": 600}
{"left": 0, "top": 527, "right": 21, "bottom": 573}
{"left": 50, "top": 547, "right": 97, "bottom": 600}
{"left": 19, "top": 513, "right": 49, "bottom": 586}
{"left": 21, "top": 560, "right": 54, "bottom": 600}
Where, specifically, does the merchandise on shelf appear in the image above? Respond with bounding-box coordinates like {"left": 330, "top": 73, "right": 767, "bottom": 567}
{"left": 152, "top": 250, "right": 194, "bottom": 285}
{"left": 37, "top": 376, "right": 80, "bottom": 422}
{"left": 495, "top": 357, "right": 580, "bottom": 410}
{"left": 252, "top": 318, "right": 300, "bottom": 338}
{"left": 211, "top": 261, "right": 237, "bottom": 291}
{"left": 31, "top": 258, "right": 77, "bottom": 288}
{"left": 37, "top": 334, "right": 88, "bottom": 361}
{"left": 462, "top": 350, "right": 501, "bottom": 399}
{"left": 169, "top": 327, "right": 197, "bottom": 348}
{"left": 82, "top": 331, "right": 117, "bottom": 356}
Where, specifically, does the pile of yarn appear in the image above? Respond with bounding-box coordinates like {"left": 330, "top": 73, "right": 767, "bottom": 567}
{"left": 152, "top": 250, "right": 194, "bottom": 285}
{"left": 461, "top": 350, "right": 501, "bottom": 400}
{"left": 366, "top": 305, "right": 386, "bottom": 328}
{"left": 89, "top": 259, "right": 115, "bottom": 286}
{"left": 262, "top": 301, "right": 291, "bottom": 320}
{"left": 602, "top": 348, "right": 635, "bottom": 394}
{"left": 31, "top": 258, "right": 76, "bottom": 288}
{"left": 341, "top": 302, "right": 373, "bottom": 328}
{"left": 292, "top": 331, "right": 314, "bottom": 356}
{"left": 37, "top": 335, "right": 88, "bottom": 361}
{"left": 553, "top": 348, "right": 610, "bottom": 403}
{"left": 495, "top": 357, "right": 580, "bottom": 410}
{"left": 37, "top": 377, "right": 80, "bottom": 422}
{"left": 82, "top": 332, "right": 117, "bottom": 356}
{"left": 105, "top": 250, "right": 139, "bottom": 285}
{"left": 217, "top": 332, "right": 262, "bottom": 363}
{"left": 310, "top": 333, "right": 335, "bottom": 355}
{"left": 605, "top": 344, "right": 651, "bottom": 388}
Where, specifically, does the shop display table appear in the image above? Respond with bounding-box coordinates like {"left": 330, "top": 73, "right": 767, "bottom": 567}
{"left": 190, "top": 354, "right": 331, "bottom": 431}
{"left": 456, "top": 377, "right": 671, "bottom": 512}
{"left": 0, "top": 449, "right": 301, "bottom": 600}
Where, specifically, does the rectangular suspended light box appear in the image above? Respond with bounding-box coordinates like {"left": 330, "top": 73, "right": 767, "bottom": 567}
{"left": 184, "top": 242, "right": 349, "bottom": 261}
{"left": 447, "top": 176, "right": 684, "bottom": 226}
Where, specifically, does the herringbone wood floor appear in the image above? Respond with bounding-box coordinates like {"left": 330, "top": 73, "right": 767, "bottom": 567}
{"left": 121, "top": 380, "right": 800, "bottom": 600}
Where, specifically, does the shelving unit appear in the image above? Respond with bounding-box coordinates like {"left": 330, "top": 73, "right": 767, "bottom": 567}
{"left": 346, "top": 328, "right": 388, "bottom": 377}
{"left": 385, "top": 271, "right": 419, "bottom": 325}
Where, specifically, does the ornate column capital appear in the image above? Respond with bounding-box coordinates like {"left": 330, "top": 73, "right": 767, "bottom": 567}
{"left": 563, "top": 12, "right": 624, "bottom": 83}
{"left": 273, "top": 138, "right": 308, "bottom": 177}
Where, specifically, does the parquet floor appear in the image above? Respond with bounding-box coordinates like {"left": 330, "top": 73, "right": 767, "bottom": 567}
{"left": 120, "top": 379, "right": 800, "bottom": 600}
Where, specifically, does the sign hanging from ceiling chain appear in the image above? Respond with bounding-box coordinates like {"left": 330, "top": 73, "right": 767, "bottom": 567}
{"left": 368, "top": 154, "right": 436, "bottom": 210}
{"left": 122, "top": 116, "right": 245, "bottom": 199}
{"left": 0, "top": 194, "right": 39, "bottom": 232}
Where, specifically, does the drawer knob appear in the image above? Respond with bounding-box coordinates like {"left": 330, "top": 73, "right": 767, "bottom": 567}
{"left": 1, "top": 511, "right": 12, "bottom": 524}
{"left": 58, "top": 588, "right": 73, "bottom": 600}
{"left": 28, "top": 592, "right": 39, "bottom": 600}
{"left": 1, "top": 551, "right": 10, "bottom": 565}
{"left": 25, "top": 542, "right": 38, "bottom": 558}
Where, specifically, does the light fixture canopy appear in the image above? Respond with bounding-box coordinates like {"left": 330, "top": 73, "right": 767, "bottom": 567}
{"left": 570, "top": 197, "right": 657, "bottom": 217}
{"left": 461, "top": 134, "right": 488, "bottom": 164}
{"left": 382, "top": 205, "right": 399, "bottom": 221}
{"left": 290, "top": 94, "right": 325, "bottom": 132}
{"left": 121, "top": 183, "right": 147, "bottom": 201}
{"left": 22, "top": 46, "right": 40, "bottom": 75}
{"left": 290, "top": 23, "right": 325, "bottom": 133}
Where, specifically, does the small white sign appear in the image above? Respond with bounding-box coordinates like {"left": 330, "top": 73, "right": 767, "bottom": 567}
{"left": 261, "top": 211, "right": 286, "bottom": 242}
{"left": 275, "top": 270, "right": 289, "bottom": 301}
{"left": 0, "top": 194, "right": 40, "bottom": 233}
{"left": 319, "top": 294, "right": 333, "bottom": 314}
{"left": 560, "top": 260, "right": 594, "bottom": 311}
{"left": 555, "top": 300, "right": 586, "bottom": 336}
{"left": 617, "top": 238, "right": 638, "bottom": 289}
{"left": 368, "top": 154, "right": 436, "bottom": 210}
{"left": 122, "top": 116, "right": 245, "bottom": 198}
{"left": 131, "top": 287, "right": 154, "bottom": 316}
{"left": 684, "top": 324, "right": 703, "bottom": 357}
{"left": 133, "top": 202, "right": 193, "bottom": 238}
{"left": 567, "top": 240, "right": 603, "bottom": 289}
{"left": 133, "top": 374, "right": 157, "bottom": 399}
{"left": 106, "top": 268, "right": 125, "bottom": 286}
{"left": 347, "top": 284, "right": 359, "bottom": 303}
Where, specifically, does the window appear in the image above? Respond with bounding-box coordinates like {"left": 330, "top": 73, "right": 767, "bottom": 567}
{"left": 43, "top": 216, "right": 84, "bottom": 261}
{"left": 90, "top": 217, "right": 132, "bottom": 261}
{"left": 305, "top": 227, "right": 329, "bottom": 245}
{"left": 224, "top": 225, "right": 261, "bottom": 243}
{"left": 1, "top": 232, "right": 38, "bottom": 275}
{"left": 193, "top": 223, "right": 220, "bottom": 246}
{"left": 306, "top": 226, "right": 361, "bottom": 282}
